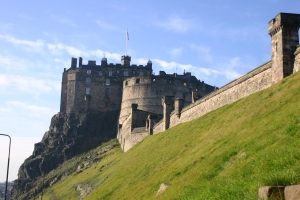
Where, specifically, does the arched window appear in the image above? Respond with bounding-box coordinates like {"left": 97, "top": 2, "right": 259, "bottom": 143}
{"left": 86, "top": 77, "right": 91, "bottom": 84}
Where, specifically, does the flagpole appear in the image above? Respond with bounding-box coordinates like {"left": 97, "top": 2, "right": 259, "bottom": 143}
{"left": 126, "top": 29, "right": 128, "bottom": 56}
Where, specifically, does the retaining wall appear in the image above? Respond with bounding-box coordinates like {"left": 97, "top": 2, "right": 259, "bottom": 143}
{"left": 154, "top": 61, "right": 272, "bottom": 133}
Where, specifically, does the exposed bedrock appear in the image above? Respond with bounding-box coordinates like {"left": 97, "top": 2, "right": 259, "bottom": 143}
{"left": 11, "top": 110, "right": 118, "bottom": 199}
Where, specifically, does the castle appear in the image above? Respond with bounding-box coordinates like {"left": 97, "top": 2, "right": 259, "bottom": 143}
{"left": 60, "top": 13, "right": 300, "bottom": 152}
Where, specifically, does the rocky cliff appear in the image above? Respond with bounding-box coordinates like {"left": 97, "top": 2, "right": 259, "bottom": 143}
{"left": 11, "top": 111, "right": 119, "bottom": 199}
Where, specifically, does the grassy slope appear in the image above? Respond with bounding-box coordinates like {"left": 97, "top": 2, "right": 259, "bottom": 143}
{"left": 43, "top": 72, "right": 300, "bottom": 200}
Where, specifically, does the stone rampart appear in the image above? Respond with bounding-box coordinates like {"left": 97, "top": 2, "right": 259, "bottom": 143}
{"left": 153, "top": 120, "right": 164, "bottom": 134}
{"left": 153, "top": 61, "right": 272, "bottom": 132}
{"left": 294, "top": 45, "right": 300, "bottom": 73}
{"left": 119, "top": 76, "right": 194, "bottom": 124}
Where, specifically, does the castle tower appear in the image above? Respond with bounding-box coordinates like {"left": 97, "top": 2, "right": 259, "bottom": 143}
{"left": 121, "top": 55, "right": 131, "bottom": 66}
{"left": 269, "top": 13, "right": 300, "bottom": 84}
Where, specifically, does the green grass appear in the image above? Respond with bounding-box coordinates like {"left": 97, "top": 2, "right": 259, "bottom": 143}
{"left": 39, "top": 71, "right": 300, "bottom": 199}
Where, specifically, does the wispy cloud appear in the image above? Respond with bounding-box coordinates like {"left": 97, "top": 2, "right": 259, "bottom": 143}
{"left": 95, "top": 20, "right": 118, "bottom": 30}
{"left": 0, "top": 56, "right": 27, "bottom": 71}
{"left": 0, "top": 74, "right": 60, "bottom": 95}
{"left": 51, "top": 15, "right": 77, "bottom": 27}
{"left": 152, "top": 58, "right": 219, "bottom": 76}
{"left": 168, "top": 48, "right": 182, "bottom": 58}
{"left": 0, "top": 35, "right": 44, "bottom": 49}
{"left": 6, "top": 101, "right": 57, "bottom": 117}
{"left": 156, "top": 15, "right": 196, "bottom": 33}
{"left": 189, "top": 43, "right": 213, "bottom": 62}
{"left": 0, "top": 34, "right": 122, "bottom": 60}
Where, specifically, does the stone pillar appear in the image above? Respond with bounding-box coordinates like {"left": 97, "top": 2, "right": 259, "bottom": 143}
{"left": 268, "top": 13, "right": 300, "bottom": 84}
{"left": 162, "top": 96, "right": 174, "bottom": 131}
{"left": 85, "top": 95, "right": 91, "bottom": 111}
{"left": 147, "top": 114, "right": 158, "bottom": 135}
{"left": 175, "top": 98, "right": 184, "bottom": 117}
{"left": 293, "top": 45, "right": 300, "bottom": 73}
{"left": 71, "top": 57, "right": 77, "bottom": 69}
{"left": 79, "top": 57, "right": 83, "bottom": 67}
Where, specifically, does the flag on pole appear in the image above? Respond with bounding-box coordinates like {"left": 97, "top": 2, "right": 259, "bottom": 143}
{"left": 127, "top": 29, "right": 129, "bottom": 40}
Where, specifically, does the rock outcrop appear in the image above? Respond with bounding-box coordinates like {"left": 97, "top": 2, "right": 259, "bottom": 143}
{"left": 11, "top": 111, "right": 118, "bottom": 199}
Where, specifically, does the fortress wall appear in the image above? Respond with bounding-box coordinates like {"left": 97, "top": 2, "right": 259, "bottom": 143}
{"left": 65, "top": 70, "right": 122, "bottom": 113}
{"left": 66, "top": 72, "right": 77, "bottom": 113}
{"left": 123, "top": 132, "right": 149, "bottom": 152}
{"left": 119, "top": 76, "right": 193, "bottom": 124}
{"left": 153, "top": 120, "right": 164, "bottom": 134}
{"left": 118, "top": 111, "right": 149, "bottom": 152}
{"left": 164, "top": 61, "right": 272, "bottom": 130}
{"left": 294, "top": 45, "right": 300, "bottom": 73}
{"left": 60, "top": 71, "right": 68, "bottom": 112}
{"left": 118, "top": 113, "right": 132, "bottom": 150}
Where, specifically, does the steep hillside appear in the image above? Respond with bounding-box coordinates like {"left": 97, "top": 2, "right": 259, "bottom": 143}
{"left": 12, "top": 111, "right": 119, "bottom": 200}
{"left": 40, "top": 71, "right": 300, "bottom": 199}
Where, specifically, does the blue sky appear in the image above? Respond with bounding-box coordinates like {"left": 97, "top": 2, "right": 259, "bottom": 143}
{"left": 0, "top": 0, "right": 299, "bottom": 181}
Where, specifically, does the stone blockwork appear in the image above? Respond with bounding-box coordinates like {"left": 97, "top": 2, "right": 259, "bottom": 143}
{"left": 293, "top": 45, "right": 300, "bottom": 72}
{"left": 60, "top": 56, "right": 153, "bottom": 114}
{"left": 118, "top": 72, "right": 215, "bottom": 151}
{"left": 167, "top": 61, "right": 272, "bottom": 129}
{"left": 269, "top": 13, "right": 300, "bottom": 84}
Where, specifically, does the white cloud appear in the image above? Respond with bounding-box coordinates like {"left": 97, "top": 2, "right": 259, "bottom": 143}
{"left": 169, "top": 48, "right": 182, "bottom": 57}
{"left": 6, "top": 101, "right": 56, "bottom": 117}
{"left": 152, "top": 58, "right": 219, "bottom": 76}
{"left": 0, "top": 56, "right": 27, "bottom": 71}
{"left": 156, "top": 15, "right": 196, "bottom": 32}
{"left": 0, "top": 34, "right": 123, "bottom": 60}
{"left": 95, "top": 20, "right": 118, "bottom": 30}
{"left": 0, "top": 35, "right": 44, "bottom": 49}
{"left": 0, "top": 74, "right": 60, "bottom": 94}
{"left": 0, "top": 108, "right": 11, "bottom": 112}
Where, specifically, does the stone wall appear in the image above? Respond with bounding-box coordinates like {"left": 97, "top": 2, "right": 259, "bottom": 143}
{"left": 294, "top": 45, "right": 300, "bottom": 72}
{"left": 119, "top": 76, "right": 193, "bottom": 124}
{"left": 64, "top": 69, "right": 122, "bottom": 113}
{"left": 153, "top": 120, "right": 164, "bottom": 134}
{"left": 153, "top": 61, "right": 272, "bottom": 133}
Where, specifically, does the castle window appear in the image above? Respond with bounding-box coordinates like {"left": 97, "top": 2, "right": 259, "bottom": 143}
{"left": 125, "top": 81, "right": 128, "bottom": 86}
{"left": 105, "top": 88, "right": 109, "bottom": 97}
{"left": 109, "top": 71, "right": 112, "bottom": 76}
{"left": 99, "top": 72, "right": 102, "bottom": 76}
{"left": 139, "top": 71, "right": 143, "bottom": 76}
{"left": 124, "top": 71, "right": 128, "bottom": 76}
{"left": 87, "top": 70, "right": 91, "bottom": 75}
{"left": 105, "top": 79, "right": 110, "bottom": 86}
{"left": 86, "top": 88, "right": 90, "bottom": 95}
{"left": 136, "top": 78, "right": 140, "bottom": 84}
{"left": 133, "top": 71, "right": 136, "bottom": 75}
{"left": 86, "top": 77, "right": 91, "bottom": 84}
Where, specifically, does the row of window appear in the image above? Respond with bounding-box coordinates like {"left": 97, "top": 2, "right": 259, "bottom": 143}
{"left": 87, "top": 70, "right": 144, "bottom": 77}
